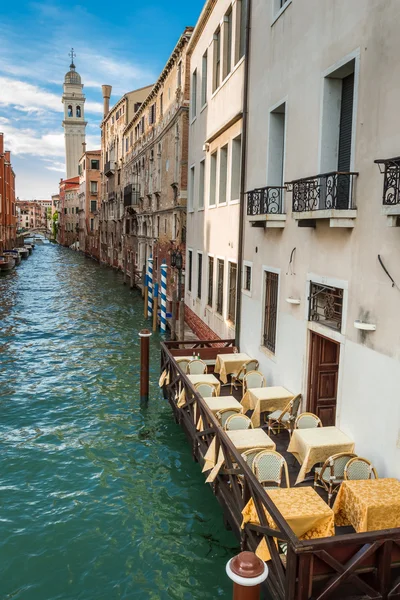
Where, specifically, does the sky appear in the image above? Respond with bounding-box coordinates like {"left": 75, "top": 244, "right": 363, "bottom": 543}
{"left": 0, "top": 0, "right": 205, "bottom": 199}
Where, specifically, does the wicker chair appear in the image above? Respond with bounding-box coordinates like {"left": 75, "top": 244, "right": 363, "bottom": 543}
{"left": 216, "top": 407, "right": 242, "bottom": 428}
{"left": 230, "top": 359, "right": 259, "bottom": 393}
{"left": 187, "top": 359, "right": 208, "bottom": 375}
{"left": 314, "top": 452, "right": 357, "bottom": 505}
{"left": 267, "top": 394, "right": 302, "bottom": 437}
{"left": 194, "top": 382, "right": 217, "bottom": 398}
{"left": 243, "top": 371, "right": 266, "bottom": 394}
{"left": 344, "top": 457, "right": 378, "bottom": 481}
{"left": 253, "top": 450, "right": 290, "bottom": 489}
{"left": 225, "top": 414, "right": 253, "bottom": 431}
{"left": 295, "top": 412, "right": 322, "bottom": 429}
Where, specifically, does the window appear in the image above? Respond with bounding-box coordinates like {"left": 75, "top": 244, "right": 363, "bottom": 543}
{"left": 126, "top": 219, "right": 130, "bottom": 235}
{"left": 213, "top": 28, "right": 221, "bottom": 92}
{"left": 189, "top": 165, "right": 195, "bottom": 211}
{"left": 199, "top": 159, "right": 205, "bottom": 210}
{"left": 149, "top": 103, "right": 156, "bottom": 125}
{"left": 197, "top": 253, "right": 203, "bottom": 299}
{"left": 76, "top": 106, "right": 81, "bottom": 117}
{"left": 263, "top": 271, "right": 279, "bottom": 353}
{"left": 223, "top": 9, "right": 233, "bottom": 79}
{"left": 188, "top": 250, "right": 193, "bottom": 292}
{"left": 91, "top": 160, "right": 99, "bottom": 170}
{"left": 210, "top": 152, "right": 217, "bottom": 206}
{"left": 201, "top": 51, "right": 208, "bottom": 106}
{"left": 309, "top": 282, "right": 343, "bottom": 331}
{"left": 231, "top": 135, "right": 241, "bottom": 201}
{"left": 208, "top": 256, "right": 214, "bottom": 307}
{"left": 177, "top": 62, "right": 182, "bottom": 88}
{"left": 90, "top": 181, "right": 98, "bottom": 194}
{"left": 243, "top": 264, "right": 252, "bottom": 292}
{"left": 236, "top": 0, "right": 248, "bottom": 62}
{"left": 267, "top": 102, "right": 286, "bottom": 187}
{"left": 160, "top": 93, "right": 163, "bottom": 116}
{"left": 228, "top": 262, "right": 237, "bottom": 323}
{"left": 216, "top": 259, "right": 224, "bottom": 315}
{"left": 90, "top": 218, "right": 94, "bottom": 232}
{"left": 68, "top": 105, "right": 73, "bottom": 117}
{"left": 90, "top": 200, "right": 97, "bottom": 212}
{"left": 219, "top": 145, "right": 228, "bottom": 204}
{"left": 191, "top": 69, "right": 197, "bottom": 120}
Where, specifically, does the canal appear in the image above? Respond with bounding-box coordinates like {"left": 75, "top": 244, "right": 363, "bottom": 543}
{"left": 0, "top": 244, "right": 237, "bottom": 599}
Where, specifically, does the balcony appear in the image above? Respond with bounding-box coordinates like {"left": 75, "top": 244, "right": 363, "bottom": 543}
{"left": 287, "top": 171, "right": 358, "bottom": 228}
{"left": 375, "top": 156, "right": 400, "bottom": 226}
{"left": 246, "top": 186, "right": 286, "bottom": 228}
{"left": 104, "top": 161, "right": 115, "bottom": 177}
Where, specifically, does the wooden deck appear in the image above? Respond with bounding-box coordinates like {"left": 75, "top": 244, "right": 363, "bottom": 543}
{"left": 160, "top": 339, "right": 400, "bottom": 600}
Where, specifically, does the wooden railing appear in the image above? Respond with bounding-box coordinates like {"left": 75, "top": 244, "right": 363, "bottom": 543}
{"left": 160, "top": 340, "right": 400, "bottom": 600}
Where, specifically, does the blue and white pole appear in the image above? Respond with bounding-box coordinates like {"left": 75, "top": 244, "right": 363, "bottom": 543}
{"left": 160, "top": 260, "right": 167, "bottom": 334}
{"left": 147, "top": 255, "right": 153, "bottom": 319}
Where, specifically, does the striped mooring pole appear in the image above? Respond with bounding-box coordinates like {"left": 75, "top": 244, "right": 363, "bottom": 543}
{"left": 147, "top": 256, "right": 153, "bottom": 319}
{"left": 160, "top": 260, "right": 167, "bottom": 334}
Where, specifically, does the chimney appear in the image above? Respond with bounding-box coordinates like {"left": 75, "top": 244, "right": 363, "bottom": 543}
{"left": 102, "top": 85, "right": 112, "bottom": 117}
{"left": 82, "top": 141, "right": 87, "bottom": 153}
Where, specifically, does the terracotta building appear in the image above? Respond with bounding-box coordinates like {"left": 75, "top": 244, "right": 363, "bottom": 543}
{"left": 78, "top": 149, "right": 101, "bottom": 259}
{"left": 16, "top": 200, "right": 46, "bottom": 231}
{"left": 122, "top": 27, "right": 192, "bottom": 302}
{"left": 0, "top": 132, "right": 17, "bottom": 252}
{"left": 58, "top": 176, "right": 80, "bottom": 247}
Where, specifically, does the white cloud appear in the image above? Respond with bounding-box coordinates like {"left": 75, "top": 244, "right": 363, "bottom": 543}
{"left": 0, "top": 77, "right": 61, "bottom": 113}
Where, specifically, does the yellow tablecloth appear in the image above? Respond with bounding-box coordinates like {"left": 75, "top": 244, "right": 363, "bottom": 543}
{"left": 214, "top": 353, "right": 251, "bottom": 384}
{"left": 333, "top": 478, "right": 400, "bottom": 532}
{"left": 242, "top": 487, "right": 335, "bottom": 561}
{"left": 196, "top": 396, "right": 243, "bottom": 431}
{"left": 202, "top": 429, "right": 276, "bottom": 483}
{"left": 187, "top": 374, "right": 221, "bottom": 396}
{"left": 241, "top": 386, "right": 294, "bottom": 428}
{"left": 288, "top": 426, "right": 355, "bottom": 485}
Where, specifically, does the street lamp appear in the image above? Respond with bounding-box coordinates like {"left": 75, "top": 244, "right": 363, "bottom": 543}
{"left": 170, "top": 249, "right": 183, "bottom": 300}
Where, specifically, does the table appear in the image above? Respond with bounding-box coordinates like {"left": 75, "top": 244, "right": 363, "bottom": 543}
{"left": 187, "top": 374, "right": 221, "bottom": 396}
{"left": 214, "top": 353, "right": 252, "bottom": 384}
{"left": 242, "top": 487, "right": 335, "bottom": 561}
{"left": 202, "top": 429, "right": 276, "bottom": 483}
{"left": 288, "top": 426, "right": 355, "bottom": 485}
{"left": 333, "top": 478, "right": 400, "bottom": 532}
{"left": 241, "top": 386, "right": 294, "bottom": 428}
{"left": 196, "top": 396, "right": 243, "bottom": 431}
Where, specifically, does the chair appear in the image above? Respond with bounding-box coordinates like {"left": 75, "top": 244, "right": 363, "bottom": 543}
{"left": 216, "top": 407, "right": 242, "bottom": 428}
{"left": 344, "top": 457, "right": 378, "bottom": 481}
{"left": 253, "top": 450, "right": 290, "bottom": 489}
{"left": 241, "top": 448, "right": 268, "bottom": 472}
{"left": 187, "top": 359, "right": 207, "bottom": 375}
{"left": 194, "top": 382, "right": 217, "bottom": 398}
{"left": 230, "top": 359, "right": 259, "bottom": 393}
{"left": 314, "top": 452, "right": 357, "bottom": 505}
{"left": 225, "top": 414, "right": 253, "bottom": 431}
{"left": 176, "top": 358, "right": 191, "bottom": 374}
{"left": 267, "top": 394, "right": 302, "bottom": 437}
{"left": 295, "top": 412, "right": 322, "bottom": 430}
{"left": 243, "top": 371, "right": 266, "bottom": 394}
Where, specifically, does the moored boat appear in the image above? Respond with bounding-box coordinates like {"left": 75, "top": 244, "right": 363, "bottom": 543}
{"left": 0, "top": 256, "right": 16, "bottom": 272}
{"left": 3, "top": 250, "right": 21, "bottom": 265}
{"left": 14, "top": 247, "right": 29, "bottom": 259}
{"left": 24, "top": 245, "right": 33, "bottom": 255}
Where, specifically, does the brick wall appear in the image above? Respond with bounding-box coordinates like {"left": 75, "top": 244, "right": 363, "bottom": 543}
{"left": 185, "top": 305, "right": 221, "bottom": 341}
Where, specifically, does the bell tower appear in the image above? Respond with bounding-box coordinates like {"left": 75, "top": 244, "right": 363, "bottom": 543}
{"left": 62, "top": 49, "right": 87, "bottom": 179}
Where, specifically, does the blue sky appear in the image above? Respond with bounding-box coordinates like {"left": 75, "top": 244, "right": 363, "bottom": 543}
{"left": 0, "top": 0, "right": 204, "bottom": 199}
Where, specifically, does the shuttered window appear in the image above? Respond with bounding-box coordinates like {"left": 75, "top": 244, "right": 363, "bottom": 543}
{"left": 337, "top": 72, "right": 355, "bottom": 208}
{"left": 216, "top": 259, "right": 224, "bottom": 315}
{"left": 263, "top": 271, "right": 279, "bottom": 353}
{"left": 197, "top": 253, "right": 202, "bottom": 299}
{"left": 208, "top": 256, "right": 214, "bottom": 307}
{"left": 188, "top": 250, "right": 193, "bottom": 292}
{"left": 228, "top": 262, "right": 237, "bottom": 323}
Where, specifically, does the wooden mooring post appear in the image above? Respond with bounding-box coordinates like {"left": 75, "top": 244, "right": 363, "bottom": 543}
{"left": 226, "top": 552, "right": 268, "bottom": 600}
{"left": 139, "top": 329, "right": 152, "bottom": 403}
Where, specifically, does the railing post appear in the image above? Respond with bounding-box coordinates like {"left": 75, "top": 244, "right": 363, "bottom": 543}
{"left": 139, "top": 329, "right": 152, "bottom": 403}
{"left": 226, "top": 552, "right": 268, "bottom": 600}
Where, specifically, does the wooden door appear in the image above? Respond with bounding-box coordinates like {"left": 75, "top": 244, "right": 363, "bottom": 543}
{"left": 307, "top": 332, "right": 340, "bottom": 426}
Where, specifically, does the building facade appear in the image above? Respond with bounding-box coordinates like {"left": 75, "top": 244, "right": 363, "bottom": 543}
{"left": 16, "top": 200, "right": 46, "bottom": 231}
{"left": 62, "top": 55, "right": 87, "bottom": 179}
{"left": 122, "top": 27, "right": 192, "bottom": 302}
{"left": 0, "top": 132, "right": 17, "bottom": 252}
{"left": 239, "top": 0, "right": 400, "bottom": 478}
{"left": 78, "top": 150, "right": 101, "bottom": 259}
{"left": 185, "top": 0, "right": 247, "bottom": 340}
{"left": 58, "top": 177, "right": 80, "bottom": 247}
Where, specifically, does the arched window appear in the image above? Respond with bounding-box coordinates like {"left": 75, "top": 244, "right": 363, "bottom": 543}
{"left": 68, "top": 105, "right": 73, "bottom": 117}
{"left": 76, "top": 106, "right": 81, "bottom": 117}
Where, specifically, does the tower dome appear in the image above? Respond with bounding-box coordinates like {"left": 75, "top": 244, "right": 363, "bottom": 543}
{"left": 64, "top": 62, "right": 81, "bottom": 85}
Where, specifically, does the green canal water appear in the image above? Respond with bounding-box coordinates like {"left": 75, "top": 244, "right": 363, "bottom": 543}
{"left": 0, "top": 244, "right": 237, "bottom": 600}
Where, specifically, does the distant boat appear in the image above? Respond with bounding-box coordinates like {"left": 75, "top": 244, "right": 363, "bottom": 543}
{"left": 3, "top": 250, "right": 21, "bottom": 266}
{"left": 0, "top": 256, "right": 16, "bottom": 272}
{"left": 24, "top": 245, "right": 33, "bottom": 255}
{"left": 14, "top": 247, "right": 29, "bottom": 259}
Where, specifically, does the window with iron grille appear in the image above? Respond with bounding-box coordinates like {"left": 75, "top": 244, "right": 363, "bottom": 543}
{"left": 197, "top": 253, "right": 202, "bottom": 299}
{"left": 244, "top": 264, "right": 251, "bottom": 291}
{"left": 228, "top": 262, "right": 237, "bottom": 323}
{"left": 208, "top": 256, "right": 214, "bottom": 307}
{"left": 309, "top": 282, "right": 343, "bottom": 331}
{"left": 188, "top": 250, "right": 193, "bottom": 292}
{"left": 216, "top": 259, "right": 224, "bottom": 315}
{"left": 263, "top": 271, "right": 279, "bottom": 353}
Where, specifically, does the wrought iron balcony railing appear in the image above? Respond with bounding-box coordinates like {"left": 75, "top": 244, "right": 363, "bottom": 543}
{"left": 287, "top": 171, "right": 358, "bottom": 213}
{"left": 246, "top": 186, "right": 285, "bottom": 216}
{"left": 374, "top": 157, "right": 400, "bottom": 206}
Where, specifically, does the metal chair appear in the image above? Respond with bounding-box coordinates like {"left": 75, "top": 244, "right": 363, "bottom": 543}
{"left": 314, "top": 452, "right": 357, "bottom": 506}
{"left": 216, "top": 407, "right": 242, "bottom": 428}
{"left": 253, "top": 450, "right": 290, "bottom": 489}
{"left": 267, "top": 394, "right": 302, "bottom": 437}
{"left": 187, "top": 359, "right": 208, "bottom": 375}
{"left": 344, "top": 457, "right": 378, "bottom": 481}
{"left": 194, "top": 382, "right": 217, "bottom": 398}
{"left": 230, "top": 359, "right": 259, "bottom": 393}
{"left": 176, "top": 358, "right": 191, "bottom": 373}
{"left": 243, "top": 370, "right": 266, "bottom": 394}
{"left": 224, "top": 414, "right": 253, "bottom": 431}
{"left": 241, "top": 448, "right": 268, "bottom": 472}
{"left": 295, "top": 412, "right": 322, "bottom": 429}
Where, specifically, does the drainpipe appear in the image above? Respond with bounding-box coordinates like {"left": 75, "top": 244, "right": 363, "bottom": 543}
{"left": 235, "top": 0, "right": 252, "bottom": 348}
